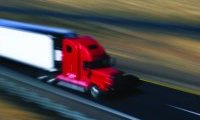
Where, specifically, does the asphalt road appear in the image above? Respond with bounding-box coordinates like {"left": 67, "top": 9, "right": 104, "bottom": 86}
{"left": 0, "top": 63, "right": 199, "bottom": 120}
{"left": 0, "top": 65, "right": 139, "bottom": 120}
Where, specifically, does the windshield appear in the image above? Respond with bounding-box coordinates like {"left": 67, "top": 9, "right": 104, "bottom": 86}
{"left": 84, "top": 56, "right": 111, "bottom": 69}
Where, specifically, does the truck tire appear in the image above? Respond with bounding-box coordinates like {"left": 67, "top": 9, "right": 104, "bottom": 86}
{"left": 90, "top": 85, "right": 102, "bottom": 99}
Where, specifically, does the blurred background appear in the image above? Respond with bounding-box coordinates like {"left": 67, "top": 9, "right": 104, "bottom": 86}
{"left": 0, "top": 0, "right": 199, "bottom": 119}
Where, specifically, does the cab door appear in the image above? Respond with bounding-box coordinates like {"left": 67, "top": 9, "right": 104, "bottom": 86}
{"left": 62, "top": 40, "right": 80, "bottom": 80}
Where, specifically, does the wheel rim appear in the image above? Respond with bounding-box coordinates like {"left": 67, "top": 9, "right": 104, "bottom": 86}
{"left": 91, "top": 86, "right": 100, "bottom": 98}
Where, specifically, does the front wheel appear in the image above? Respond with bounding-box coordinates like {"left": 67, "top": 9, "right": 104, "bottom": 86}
{"left": 90, "top": 85, "right": 102, "bottom": 99}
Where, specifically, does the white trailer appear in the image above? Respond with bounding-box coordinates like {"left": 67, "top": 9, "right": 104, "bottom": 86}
{"left": 0, "top": 19, "right": 76, "bottom": 72}
{"left": 0, "top": 26, "right": 57, "bottom": 72}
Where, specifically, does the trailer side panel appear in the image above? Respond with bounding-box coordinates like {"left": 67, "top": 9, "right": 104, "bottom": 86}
{"left": 0, "top": 27, "right": 56, "bottom": 71}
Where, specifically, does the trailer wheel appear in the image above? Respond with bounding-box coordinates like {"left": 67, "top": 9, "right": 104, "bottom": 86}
{"left": 90, "top": 85, "right": 102, "bottom": 99}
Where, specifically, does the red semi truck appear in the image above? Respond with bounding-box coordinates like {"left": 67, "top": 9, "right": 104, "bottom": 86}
{"left": 0, "top": 19, "right": 141, "bottom": 98}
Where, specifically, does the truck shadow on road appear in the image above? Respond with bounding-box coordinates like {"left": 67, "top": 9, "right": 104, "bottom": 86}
{"left": 104, "top": 88, "right": 144, "bottom": 101}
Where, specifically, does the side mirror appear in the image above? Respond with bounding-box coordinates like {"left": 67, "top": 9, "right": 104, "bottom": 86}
{"left": 110, "top": 57, "right": 117, "bottom": 66}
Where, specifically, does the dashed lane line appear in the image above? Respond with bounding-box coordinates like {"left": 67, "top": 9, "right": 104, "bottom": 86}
{"left": 168, "top": 105, "right": 200, "bottom": 117}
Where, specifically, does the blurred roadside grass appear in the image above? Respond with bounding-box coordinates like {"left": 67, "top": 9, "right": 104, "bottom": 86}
{"left": 0, "top": 93, "right": 68, "bottom": 120}
{"left": 1, "top": 0, "right": 200, "bottom": 24}
{"left": 0, "top": 0, "right": 199, "bottom": 89}
{"left": 48, "top": 0, "right": 200, "bottom": 25}
{"left": 0, "top": 96, "right": 46, "bottom": 120}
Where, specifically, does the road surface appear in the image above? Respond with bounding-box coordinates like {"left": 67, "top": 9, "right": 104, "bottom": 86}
{"left": 0, "top": 63, "right": 199, "bottom": 120}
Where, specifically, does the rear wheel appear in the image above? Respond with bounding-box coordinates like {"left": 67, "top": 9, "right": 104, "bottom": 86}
{"left": 90, "top": 85, "right": 102, "bottom": 99}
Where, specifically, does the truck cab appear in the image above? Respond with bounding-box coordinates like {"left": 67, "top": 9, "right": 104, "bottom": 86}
{"left": 57, "top": 36, "right": 141, "bottom": 98}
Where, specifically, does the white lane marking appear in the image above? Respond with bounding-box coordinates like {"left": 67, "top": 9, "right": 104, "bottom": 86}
{"left": 0, "top": 69, "right": 140, "bottom": 120}
{"left": 168, "top": 105, "right": 200, "bottom": 116}
{"left": 37, "top": 75, "right": 48, "bottom": 80}
{"left": 46, "top": 78, "right": 55, "bottom": 83}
